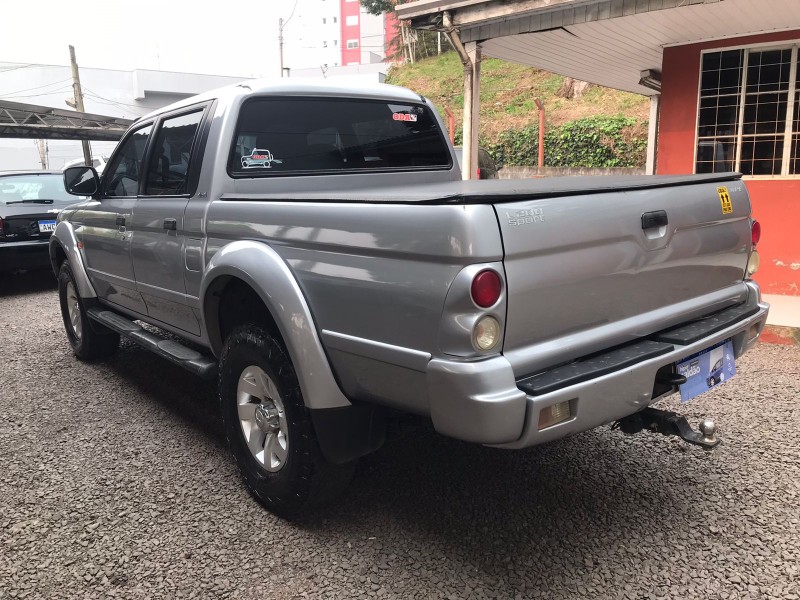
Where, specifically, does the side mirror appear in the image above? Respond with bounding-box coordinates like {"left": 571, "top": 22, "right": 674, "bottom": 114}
{"left": 64, "top": 166, "right": 100, "bottom": 197}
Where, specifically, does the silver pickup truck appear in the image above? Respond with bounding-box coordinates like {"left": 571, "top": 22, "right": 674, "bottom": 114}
{"left": 52, "top": 80, "right": 769, "bottom": 516}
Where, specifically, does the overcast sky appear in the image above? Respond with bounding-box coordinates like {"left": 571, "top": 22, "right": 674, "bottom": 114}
{"left": 0, "top": 0, "right": 303, "bottom": 78}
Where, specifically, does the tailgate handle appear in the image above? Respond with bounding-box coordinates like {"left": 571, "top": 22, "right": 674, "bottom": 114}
{"left": 115, "top": 215, "right": 126, "bottom": 227}
{"left": 163, "top": 218, "right": 177, "bottom": 231}
{"left": 642, "top": 210, "right": 668, "bottom": 229}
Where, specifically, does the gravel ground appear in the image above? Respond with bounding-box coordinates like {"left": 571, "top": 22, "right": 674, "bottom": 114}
{"left": 1, "top": 270, "right": 799, "bottom": 600}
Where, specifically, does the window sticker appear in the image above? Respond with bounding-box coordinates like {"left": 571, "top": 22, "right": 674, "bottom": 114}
{"left": 392, "top": 113, "right": 417, "bottom": 122}
{"left": 241, "top": 148, "right": 283, "bottom": 169}
{"left": 717, "top": 186, "right": 733, "bottom": 214}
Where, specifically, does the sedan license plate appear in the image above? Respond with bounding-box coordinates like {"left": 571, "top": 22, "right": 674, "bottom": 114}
{"left": 676, "top": 339, "right": 736, "bottom": 403}
{"left": 38, "top": 220, "right": 57, "bottom": 233}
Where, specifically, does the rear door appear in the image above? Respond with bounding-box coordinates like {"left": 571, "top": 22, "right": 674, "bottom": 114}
{"left": 130, "top": 104, "right": 209, "bottom": 335}
{"left": 77, "top": 123, "right": 153, "bottom": 314}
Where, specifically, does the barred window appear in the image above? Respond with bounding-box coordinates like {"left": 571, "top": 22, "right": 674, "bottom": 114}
{"left": 696, "top": 46, "right": 800, "bottom": 176}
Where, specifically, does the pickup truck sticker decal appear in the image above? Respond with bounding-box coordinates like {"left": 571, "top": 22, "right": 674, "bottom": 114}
{"left": 717, "top": 186, "right": 733, "bottom": 214}
{"left": 241, "top": 149, "right": 283, "bottom": 169}
{"left": 392, "top": 113, "right": 417, "bottom": 122}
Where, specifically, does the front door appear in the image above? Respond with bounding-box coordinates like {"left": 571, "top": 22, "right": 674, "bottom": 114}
{"left": 130, "top": 106, "right": 208, "bottom": 335}
{"left": 77, "top": 123, "right": 153, "bottom": 315}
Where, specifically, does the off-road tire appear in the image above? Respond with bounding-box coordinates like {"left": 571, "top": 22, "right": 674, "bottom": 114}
{"left": 219, "top": 324, "right": 355, "bottom": 518}
{"left": 58, "top": 262, "right": 120, "bottom": 360}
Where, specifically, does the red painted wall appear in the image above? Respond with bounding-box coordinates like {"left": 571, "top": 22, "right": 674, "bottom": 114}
{"left": 340, "top": 0, "right": 361, "bottom": 65}
{"left": 659, "top": 31, "right": 800, "bottom": 296}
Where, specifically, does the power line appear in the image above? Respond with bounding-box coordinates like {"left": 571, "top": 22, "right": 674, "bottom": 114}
{"left": 83, "top": 88, "right": 151, "bottom": 112}
{"left": 0, "top": 64, "right": 35, "bottom": 73}
{"left": 0, "top": 78, "right": 73, "bottom": 98}
{"left": 1, "top": 87, "right": 74, "bottom": 101}
{"left": 283, "top": 0, "right": 301, "bottom": 27}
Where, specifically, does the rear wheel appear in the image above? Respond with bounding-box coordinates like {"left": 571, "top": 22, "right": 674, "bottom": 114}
{"left": 58, "top": 262, "right": 119, "bottom": 360}
{"left": 219, "top": 324, "right": 355, "bottom": 518}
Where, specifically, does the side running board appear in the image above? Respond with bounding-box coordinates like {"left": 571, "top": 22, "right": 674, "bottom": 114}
{"left": 86, "top": 307, "right": 218, "bottom": 380}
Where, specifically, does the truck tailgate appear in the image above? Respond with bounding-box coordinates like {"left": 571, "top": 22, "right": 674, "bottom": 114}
{"left": 493, "top": 175, "right": 753, "bottom": 376}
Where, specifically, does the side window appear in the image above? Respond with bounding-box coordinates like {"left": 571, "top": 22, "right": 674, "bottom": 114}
{"left": 144, "top": 110, "right": 204, "bottom": 196}
{"left": 104, "top": 124, "right": 153, "bottom": 197}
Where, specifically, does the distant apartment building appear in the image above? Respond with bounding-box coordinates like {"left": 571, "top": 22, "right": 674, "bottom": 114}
{"left": 285, "top": 0, "right": 398, "bottom": 72}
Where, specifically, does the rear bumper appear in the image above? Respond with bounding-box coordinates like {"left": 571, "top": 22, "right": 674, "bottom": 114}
{"left": 427, "top": 281, "right": 769, "bottom": 447}
{"left": 0, "top": 239, "right": 51, "bottom": 271}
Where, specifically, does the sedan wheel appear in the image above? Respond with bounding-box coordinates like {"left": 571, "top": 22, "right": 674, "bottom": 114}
{"left": 65, "top": 280, "right": 82, "bottom": 340}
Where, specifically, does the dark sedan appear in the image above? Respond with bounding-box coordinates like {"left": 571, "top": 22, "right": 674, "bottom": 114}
{"left": 0, "top": 171, "right": 78, "bottom": 273}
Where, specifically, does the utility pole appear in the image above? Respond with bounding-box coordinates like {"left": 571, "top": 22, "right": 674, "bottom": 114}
{"left": 34, "top": 139, "right": 48, "bottom": 169}
{"left": 68, "top": 45, "right": 92, "bottom": 167}
{"left": 279, "top": 18, "right": 285, "bottom": 77}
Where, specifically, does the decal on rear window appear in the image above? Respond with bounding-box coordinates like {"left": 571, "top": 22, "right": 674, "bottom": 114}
{"left": 241, "top": 149, "right": 282, "bottom": 169}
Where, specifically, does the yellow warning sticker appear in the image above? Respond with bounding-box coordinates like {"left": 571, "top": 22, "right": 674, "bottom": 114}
{"left": 718, "top": 186, "right": 733, "bottom": 214}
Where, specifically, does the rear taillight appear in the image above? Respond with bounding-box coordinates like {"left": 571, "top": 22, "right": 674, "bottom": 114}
{"left": 471, "top": 270, "right": 502, "bottom": 308}
{"left": 747, "top": 220, "right": 761, "bottom": 277}
{"left": 751, "top": 220, "right": 761, "bottom": 247}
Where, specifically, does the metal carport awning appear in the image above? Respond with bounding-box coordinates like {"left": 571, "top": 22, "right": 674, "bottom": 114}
{"left": 395, "top": 0, "right": 800, "bottom": 178}
{"left": 0, "top": 100, "right": 133, "bottom": 141}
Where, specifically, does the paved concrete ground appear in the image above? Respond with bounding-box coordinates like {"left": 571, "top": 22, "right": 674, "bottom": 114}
{"left": 1, "top": 270, "right": 799, "bottom": 600}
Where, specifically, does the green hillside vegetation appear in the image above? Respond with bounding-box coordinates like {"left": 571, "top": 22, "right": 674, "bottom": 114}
{"left": 386, "top": 51, "right": 651, "bottom": 168}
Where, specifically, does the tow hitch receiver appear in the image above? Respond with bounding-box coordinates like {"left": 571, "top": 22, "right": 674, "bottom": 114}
{"left": 615, "top": 408, "right": 720, "bottom": 449}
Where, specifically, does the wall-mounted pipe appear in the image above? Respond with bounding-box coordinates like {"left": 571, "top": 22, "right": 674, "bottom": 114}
{"left": 443, "top": 10, "right": 477, "bottom": 180}
{"left": 535, "top": 98, "right": 545, "bottom": 168}
{"left": 445, "top": 106, "right": 455, "bottom": 144}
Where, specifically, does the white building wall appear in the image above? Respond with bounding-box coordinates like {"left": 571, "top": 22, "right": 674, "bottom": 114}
{"left": 359, "top": 9, "right": 386, "bottom": 64}
{"left": 283, "top": 3, "right": 390, "bottom": 71}
{"left": 283, "top": 0, "right": 341, "bottom": 72}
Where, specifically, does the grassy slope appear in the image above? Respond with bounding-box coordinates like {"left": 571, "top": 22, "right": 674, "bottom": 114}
{"left": 386, "top": 51, "right": 649, "bottom": 141}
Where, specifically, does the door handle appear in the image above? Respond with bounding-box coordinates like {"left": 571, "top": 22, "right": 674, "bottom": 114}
{"left": 641, "top": 210, "right": 668, "bottom": 229}
{"left": 115, "top": 215, "right": 126, "bottom": 227}
{"left": 163, "top": 218, "right": 177, "bottom": 231}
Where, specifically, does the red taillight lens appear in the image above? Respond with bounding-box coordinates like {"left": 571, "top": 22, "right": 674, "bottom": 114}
{"left": 471, "top": 270, "right": 502, "bottom": 308}
{"left": 751, "top": 220, "right": 761, "bottom": 247}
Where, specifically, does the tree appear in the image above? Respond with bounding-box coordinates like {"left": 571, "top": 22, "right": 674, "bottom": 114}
{"left": 360, "top": 0, "right": 396, "bottom": 15}
{"left": 557, "top": 78, "right": 592, "bottom": 99}
{"left": 359, "top": 0, "right": 441, "bottom": 63}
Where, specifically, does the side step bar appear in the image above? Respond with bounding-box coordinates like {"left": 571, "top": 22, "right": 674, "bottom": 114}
{"left": 86, "top": 308, "right": 218, "bottom": 380}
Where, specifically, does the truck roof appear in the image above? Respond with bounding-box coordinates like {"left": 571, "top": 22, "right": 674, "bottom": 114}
{"left": 135, "top": 78, "right": 427, "bottom": 124}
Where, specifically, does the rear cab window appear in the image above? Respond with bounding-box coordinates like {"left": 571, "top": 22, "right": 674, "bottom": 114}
{"left": 228, "top": 97, "right": 452, "bottom": 176}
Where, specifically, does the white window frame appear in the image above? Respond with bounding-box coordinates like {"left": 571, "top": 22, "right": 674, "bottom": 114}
{"left": 695, "top": 41, "right": 800, "bottom": 178}
{"left": 346, "top": 15, "right": 359, "bottom": 26}
{"left": 346, "top": 39, "right": 359, "bottom": 49}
